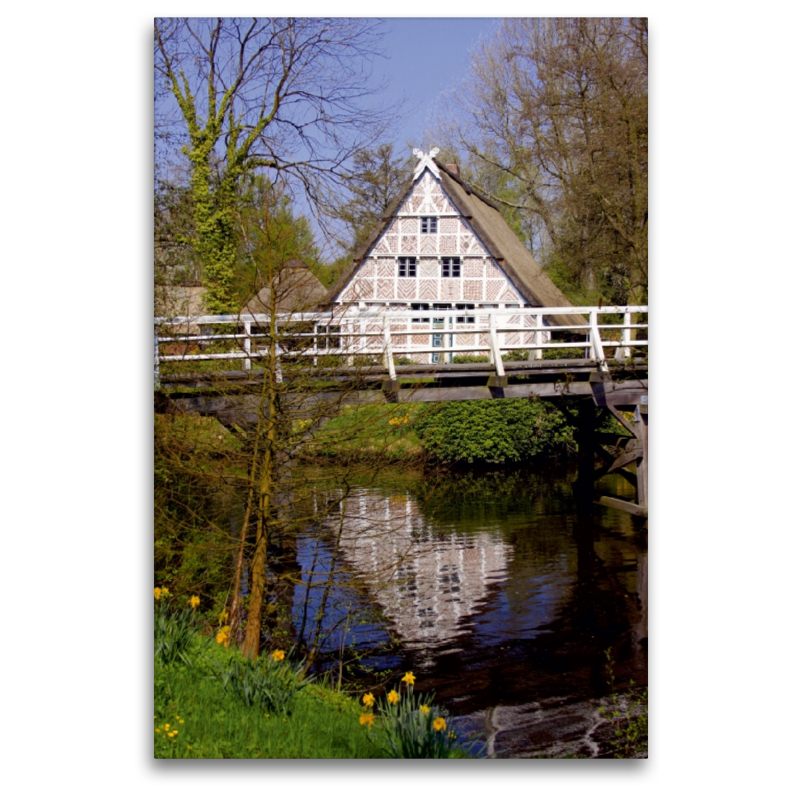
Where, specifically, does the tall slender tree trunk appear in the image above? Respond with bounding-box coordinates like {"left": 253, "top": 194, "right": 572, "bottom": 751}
{"left": 241, "top": 233, "right": 280, "bottom": 660}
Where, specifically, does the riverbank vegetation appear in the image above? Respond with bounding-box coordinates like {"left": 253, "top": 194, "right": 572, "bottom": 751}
{"left": 154, "top": 591, "right": 468, "bottom": 758}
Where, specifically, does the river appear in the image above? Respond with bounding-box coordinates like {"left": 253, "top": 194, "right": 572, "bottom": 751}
{"left": 281, "top": 462, "right": 647, "bottom": 757}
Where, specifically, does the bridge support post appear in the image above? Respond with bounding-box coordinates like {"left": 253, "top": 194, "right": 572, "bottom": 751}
{"left": 635, "top": 403, "right": 648, "bottom": 509}
{"left": 574, "top": 399, "right": 596, "bottom": 516}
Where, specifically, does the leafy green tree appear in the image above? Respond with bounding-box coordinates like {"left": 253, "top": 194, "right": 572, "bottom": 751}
{"left": 234, "top": 175, "right": 323, "bottom": 304}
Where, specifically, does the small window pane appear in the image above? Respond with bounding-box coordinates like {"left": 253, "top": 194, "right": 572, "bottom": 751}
{"left": 398, "top": 257, "right": 417, "bottom": 278}
{"left": 441, "top": 257, "right": 461, "bottom": 278}
{"left": 421, "top": 217, "right": 438, "bottom": 234}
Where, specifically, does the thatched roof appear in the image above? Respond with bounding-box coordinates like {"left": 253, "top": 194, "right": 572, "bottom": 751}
{"left": 326, "top": 160, "right": 585, "bottom": 328}
{"left": 242, "top": 259, "right": 328, "bottom": 316}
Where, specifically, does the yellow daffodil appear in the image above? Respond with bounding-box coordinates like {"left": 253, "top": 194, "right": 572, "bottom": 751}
{"left": 218, "top": 609, "right": 228, "bottom": 624}
{"left": 359, "top": 713, "right": 375, "bottom": 729}
{"left": 154, "top": 587, "right": 161, "bottom": 600}
{"left": 420, "top": 705, "right": 430, "bottom": 715}
{"left": 216, "top": 626, "right": 230, "bottom": 645}
{"left": 401, "top": 671, "right": 416, "bottom": 686}
{"left": 271, "top": 650, "right": 285, "bottom": 662}
{"left": 362, "top": 693, "right": 375, "bottom": 708}
{"left": 387, "top": 690, "right": 400, "bottom": 705}
{"left": 433, "top": 717, "right": 446, "bottom": 732}
{"left": 164, "top": 724, "right": 170, "bottom": 731}
{"left": 189, "top": 595, "right": 200, "bottom": 609}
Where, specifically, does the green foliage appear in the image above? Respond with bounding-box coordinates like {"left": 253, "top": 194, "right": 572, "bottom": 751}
{"left": 234, "top": 175, "right": 323, "bottom": 307}
{"left": 217, "top": 651, "right": 309, "bottom": 716}
{"left": 362, "top": 680, "right": 467, "bottom": 759}
{"left": 154, "top": 593, "right": 202, "bottom": 668}
{"left": 154, "top": 635, "right": 387, "bottom": 758}
{"left": 414, "top": 398, "right": 575, "bottom": 464}
{"left": 502, "top": 349, "right": 530, "bottom": 362}
{"left": 154, "top": 414, "right": 242, "bottom": 602}
{"left": 452, "top": 354, "right": 489, "bottom": 364}
{"left": 304, "top": 403, "right": 424, "bottom": 463}
{"left": 600, "top": 647, "right": 648, "bottom": 758}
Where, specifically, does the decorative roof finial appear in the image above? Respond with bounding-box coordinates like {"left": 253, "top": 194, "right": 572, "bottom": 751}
{"left": 412, "top": 147, "right": 440, "bottom": 179}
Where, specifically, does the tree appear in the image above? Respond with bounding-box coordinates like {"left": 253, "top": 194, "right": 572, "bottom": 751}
{"left": 234, "top": 174, "right": 323, "bottom": 303}
{"left": 154, "top": 17, "right": 392, "bottom": 313}
{"left": 433, "top": 18, "right": 648, "bottom": 305}
{"left": 155, "top": 183, "right": 433, "bottom": 663}
{"left": 332, "top": 143, "right": 411, "bottom": 254}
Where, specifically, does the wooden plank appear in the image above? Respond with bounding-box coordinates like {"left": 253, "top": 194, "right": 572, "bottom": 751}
{"left": 604, "top": 447, "right": 643, "bottom": 474}
{"left": 595, "top": 496, "right": 648, "bottom": 517}
{"left": 605, "top": 404, "right": 639, "bottom": 437}
{"left": 595, "top": 433, "right": 634, "bottom": 446}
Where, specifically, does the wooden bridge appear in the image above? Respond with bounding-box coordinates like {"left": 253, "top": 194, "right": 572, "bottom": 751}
{"left": 155, "top": 305, "right": 648, "bottom": 517}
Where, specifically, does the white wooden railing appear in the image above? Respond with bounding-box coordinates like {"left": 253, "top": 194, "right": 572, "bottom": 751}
{"left": 154, "top": 305, "right": 648, "bottom": 382}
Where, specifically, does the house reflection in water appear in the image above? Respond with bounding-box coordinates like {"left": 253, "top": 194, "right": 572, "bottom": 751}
{"left": 338, "top": 490, "right": 511, "bottom": 649}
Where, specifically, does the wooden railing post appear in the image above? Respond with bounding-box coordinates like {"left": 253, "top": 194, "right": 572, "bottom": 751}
{"left": 615, "top": 311, "right": 632, "bottom": 361}
{"left": 588, "top": 310, "right": 609, "bottom": 372}
{"left": 243, "top": 319, "right": 252, "bottom": 372}
{"left": 488, "top": 313, "right": 505, "bottom": 377}
{"left": 154, "top": 325, "right": 161, "bottom": 387}
{"left": 382, "top": 315, "right": 397, "bottom": 381}
{"left": 532, "top": 313, "right": 543, "bottom": 360}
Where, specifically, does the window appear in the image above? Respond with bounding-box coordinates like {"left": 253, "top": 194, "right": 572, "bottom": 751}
{"left": 441, "top": 257, "right": 461, "bottom": 278}
{"left": 421, "top": 217, "right": 437, "bottom": 234}
{"left": 410, "top": 302, "right": 429, "bottom": 323}
{"left": 455, "top": 303, "right": 475, "bottom": 324}
{"left": 398, "top": 257, "right": 417, "bottom": 277}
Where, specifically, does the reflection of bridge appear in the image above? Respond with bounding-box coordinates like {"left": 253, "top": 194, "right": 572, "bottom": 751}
{"left": 155, "top": 305, "right": 648, "bottom": 517}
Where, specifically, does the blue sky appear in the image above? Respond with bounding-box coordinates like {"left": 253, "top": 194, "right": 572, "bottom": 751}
{"left": 373, "top": 18, "right": 501, "bottom": 157}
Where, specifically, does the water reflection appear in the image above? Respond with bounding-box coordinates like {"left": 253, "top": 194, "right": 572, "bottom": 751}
{"left": 303, "top": 466, "right": 647, "bottom": 719}
{"left": 339, "top": 490, "right": 513, "bottom": 648}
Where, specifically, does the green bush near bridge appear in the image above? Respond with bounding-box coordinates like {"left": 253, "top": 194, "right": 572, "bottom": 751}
{"left": 413, "top": 397, "right": 575, "bottom": 465}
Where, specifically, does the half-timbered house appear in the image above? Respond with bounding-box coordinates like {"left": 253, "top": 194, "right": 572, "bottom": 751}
{"left": 325, "top": 149, "right": 585, "bottom": 364}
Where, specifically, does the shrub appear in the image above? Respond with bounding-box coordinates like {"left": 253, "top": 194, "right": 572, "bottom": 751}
{"left": 217, "top": 649, "right": 309, "bottom": 716}
{"left": 154, "top": 588, "right": 202, "bottom": 667}
{"left": 414, "top": 397, "right": 575, "bottom": 464}
{"left": 452, "top": 354, "right": 489, "bottom": 364}
{"left": 359, "top": 674, "right": 463, "bottom": 758}
{"left": 502, "top": 349, "right": 530, "bottom": 361}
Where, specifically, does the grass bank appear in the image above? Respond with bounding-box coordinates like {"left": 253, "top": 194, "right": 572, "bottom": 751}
{"left": 154, "top": 595, "right": 470, "bottom": 759}
{"left": 155, "top": 653, "right": 385, "bottom": 758}
{"left": 300, "top": 403, "right": 425, "bottom": 464}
